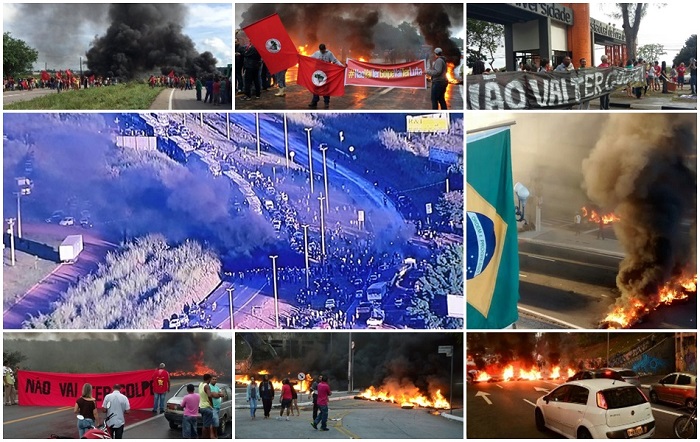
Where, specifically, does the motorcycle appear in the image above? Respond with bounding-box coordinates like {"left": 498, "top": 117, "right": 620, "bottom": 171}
{"left": 673, "top": 405, "right": 697, "bottom": 439}
{"left": 49, "top": 412, "right": 114, "bottom": 439}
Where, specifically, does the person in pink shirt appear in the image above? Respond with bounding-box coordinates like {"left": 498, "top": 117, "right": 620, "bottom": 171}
{"left": 311, "top": 375, "right": 331, "bottom": 431}
{"left": 180, "top": 384, "right": 200, "bottom": 439}
{"left": 277, "top": 378, "right": 293, "bottom": 421}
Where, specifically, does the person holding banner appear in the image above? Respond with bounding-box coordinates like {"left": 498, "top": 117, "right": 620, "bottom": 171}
{"left": 426, "top": 47, "right": 448, "bottom": 110}
{"left": 74, "top": 383, "right": 99, "bottom": 438}
{"left": 598, "top": 55, "right": 611, "bottom": 110}
{"left": 308, "top": 44, "right": 344, "bottom": 109}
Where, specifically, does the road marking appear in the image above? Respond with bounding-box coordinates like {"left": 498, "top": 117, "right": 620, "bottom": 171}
{"left": 650, "top": 407, "right": 683, "bottom": 418}
{"left": 523, "top": 399, "right": 537, "bottom": 407}
{"left": 168, "top": 88, "right": 176, "bottom": 110}
{"left": 523, "top": 253, "right": 556, "bottom": 262}
{"left": 496, "top": 384, "right": 503, "bottom": 389}
{"left": 233, "top": 282, "right": 268, "bottom": 314}
{"left": 330, "top": 411, "right": 360, "bottom": 439}
{"left": 519, "top": 273, "right": 527, "bottom": 278}
{"left": 4, "top": 406, "right": 73, "bottom": 424}
{"left": 378, "top": 87, "right": 394, "bottom": 95}
{"left": 475, "top": 391, "right": 492, "bottom": 405}
{"left": 124, "top": 412, "right": 170, "bottom": 430}
{"left": 534, "top": 387, "right": 550, "bottom": 392}
{"left": 517, "top": 306, "right": 585, "bottom": 329}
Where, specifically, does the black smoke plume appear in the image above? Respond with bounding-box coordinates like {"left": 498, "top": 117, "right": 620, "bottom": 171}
{"left": 86, "top": 4, "right": 218, "bottom": 79}
{"left": 582, "top": 114, "right": 697, "bottom": 317}
{"left": 239, "top": 4, "right": 462, "bottom": 60}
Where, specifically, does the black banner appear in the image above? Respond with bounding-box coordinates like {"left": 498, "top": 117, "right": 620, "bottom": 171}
{"left": 467, "top": 67, "right": 644, "bottom": 110}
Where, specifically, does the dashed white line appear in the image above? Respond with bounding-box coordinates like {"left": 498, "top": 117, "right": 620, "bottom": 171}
{"left": 523, "top": 399, "right": 537, "bottom": 407}
{"left": 168, "top": 88, "right": 176, "bottom": 110}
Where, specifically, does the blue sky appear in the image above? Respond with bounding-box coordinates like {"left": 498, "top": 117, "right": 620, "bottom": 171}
{"left": 3, "top": 3, "right": 232, "bottom": 71}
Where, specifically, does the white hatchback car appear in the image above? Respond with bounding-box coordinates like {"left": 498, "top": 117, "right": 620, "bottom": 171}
{"left": 535, "top": 379, "right": 655, "bottom": 439}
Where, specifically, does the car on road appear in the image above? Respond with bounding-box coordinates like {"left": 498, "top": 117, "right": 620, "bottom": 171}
{"left": 45, "top": 210, "right": 64, "bottom": 223}
{"left": 59, "top": 217, "right": 75, "bottom": 226}
{"left": 605, "top": 368, "right": 641, "bottom": 387}
{"left": 165, "top": 383, "right": 233, "bottom": 435}
{"left": 567, "top": 369, "right": 626, "bottom": 383}
{"left": 535, "top": 379, "right": 655, "bottom": 439}
{"left": 356, "top": 301, "right": 372, "bottom": 315}
{"left": 325, "top": 298, "right": 336, "bottom": 310}
{"left": 366, "top": 313, "right": 384, "bottom": 328}
{"left": 355, "top": 289, "right": 364, "bottom": 299}
{"left": 649, "top": 372, "right": 697, "bottom": 407}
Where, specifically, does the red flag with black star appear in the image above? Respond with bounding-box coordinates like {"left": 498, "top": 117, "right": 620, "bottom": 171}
{"left": 242, "top": 13, "right": 299, "bottom": 75}
{"left": 296, "top": 55, "right": 345, "bottom": 96}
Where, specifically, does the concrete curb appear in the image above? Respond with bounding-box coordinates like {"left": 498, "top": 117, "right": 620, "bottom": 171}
{"left": 235, "top": 394, "right": 356, "bottom": 410}
{"left": 440, "top": 412, "right": 464, "bottom": 422}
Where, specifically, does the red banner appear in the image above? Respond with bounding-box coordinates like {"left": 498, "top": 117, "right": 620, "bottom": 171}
{"left": 17, "top": 369, "right": 154, "bottom": 409}
{"left": 41, "top": 71, "right": 50, "bottom": 81}
{"left": 345, "top": 59, "right": 427, "bottom": 89}
{"left": 242, "top": 13, "right": 299, "bottom": 75}
{"left": 297, "top": 55, "right": 345, "bottom": 96}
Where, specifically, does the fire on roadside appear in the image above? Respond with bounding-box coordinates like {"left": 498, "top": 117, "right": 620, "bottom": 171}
{"left": 446, "top": 63, "right": 459, "bottom": 84}
{"left": 581, "top": 206, "right": 620, "bottom": 225}
{"left": 470, "top": 363, "right": 576, "bottom": 383}
{"left": 170, "top": 351, "right": 224, "bottom": 377}
{"left": 357, "top": 385, "right": 450, "bottom": 409}
{"left": 601, "top": 274, "right": 697, "bottom": 329}
{"left": 235, "top": 374, "right": 311, "bottom": 393}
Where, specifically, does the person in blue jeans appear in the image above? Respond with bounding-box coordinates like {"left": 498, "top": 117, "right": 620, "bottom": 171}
{"left": 246, "top": 376, "right": 258, "bottom": 419}
{"left": 310, "top": 375, "right": 331, "bottom": 431}
{"left": 180, "top": 384, "right": 199, "bottom": 439}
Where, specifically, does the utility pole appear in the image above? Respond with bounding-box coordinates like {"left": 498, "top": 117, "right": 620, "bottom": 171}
{"left": 226, "top": 286, "right": 235, "bottom": 329}
{"left": 6, "top": 218, "right": 16, "bottom": 266}
{"left": 304, "top": 127, "right": 314, "bottom": 193}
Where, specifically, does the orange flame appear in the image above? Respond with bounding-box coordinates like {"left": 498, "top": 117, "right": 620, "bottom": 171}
{"left": 503, "top": 365, "right": 514, "bottom": 381}
{"left": 171, "top": 351, "right": 223, "bottom": 377}
{"left": 358, "top": 385, "right": 450, "bottom": 409}
{"left": 519, "top": 367, "right": 543, "bottom": 381}
{"left": 298, "top": 45, "right": 310, "bottom": 57}
{"left": 581, "top": 206, "right": 620, "bottom": 225}
{"left": 446, "top": 63, "right": 459, "bottom": 84}
{"left": 235, "top": 374, "right": 310, "bottom": 393}
{"left": 550, "top": 366, "right": 561, "bottom": 379}
{"left": 602, "top": 275, "right": 697, "bottom": 328}
{"left": 475, "top": 372, "right": 491, "bottom": 382}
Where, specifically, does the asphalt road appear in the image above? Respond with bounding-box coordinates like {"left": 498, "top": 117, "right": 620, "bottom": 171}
{"left": 2, "top": 379, "right": 232, "bottom": 439}
{"left": 466, "top": 380, "right": 683, "bottom": 439}
{"left": 517, "top": 241, "right": 696, "bottom": 329}
{"left": 149, "top": 87, "right": 234, "bottom": 111}
{"left": 3, "top": 88, "right": 59, "bottom": 106}
{"left": 234, "top": 392, "right": 463, "bottom": 439}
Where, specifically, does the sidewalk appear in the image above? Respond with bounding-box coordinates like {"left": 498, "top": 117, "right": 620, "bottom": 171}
{"left": 589, "top": 88, "right": 697, "bottom": 110}
{"left": 519, "top": 225, "right": 625, "bottom": 258}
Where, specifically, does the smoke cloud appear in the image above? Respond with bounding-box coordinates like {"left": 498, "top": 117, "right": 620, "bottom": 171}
{"left": 86, "top": 4, "right": 218, "bottom": 79}
{"left": 3, "top": 113, "right": 276, "bottom": 259}
{"left": 238, "top": 4, "right": 463, "bottom": 60}
{"left": 582, "top": 114, "right": 697, "bottom": 314}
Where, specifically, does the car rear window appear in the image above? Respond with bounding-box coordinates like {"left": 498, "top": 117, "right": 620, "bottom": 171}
{"left": 617, "top": 370, "right": 637, "bottom": 377}
{"left": 601, "top": 387, "right": 647, "bottom": 409}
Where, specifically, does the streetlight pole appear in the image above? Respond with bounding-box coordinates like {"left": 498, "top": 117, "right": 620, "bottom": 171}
{"left": 226, "top": 113, "right": 230, "bottom": 140}
{"left": 284, "top": 114, "right": 289, "bottom": 169}
{"left": 318, "top": 194, "right": 326, "bottom": 257}
{"left": 304, "top": 127, "right": 314, "bottom": 193}
{"left": 446, "top": 177, "right": 450, "bottom": 193}
{"left": 270, "top": 255, "right": 280, "bottom": 329}
{"left": 256, "top": 113, "right": 261, "bottom": 157}
{"left": 15, "top": 192, "right": 22, "bottom": 239}
{"left": 320, "top": 143, "right": 329, "bottom": 212}
{"left": 6, "top": 218, "right": 16, "bottom": 266}
{"left": 226, "top": 286, "right": 234, "bottom": 329}
{"left": 347, "top": 332, "right": 352, "bottom": 393}
{"left": 302, "top": 224, "right": 310, "bottom": 289}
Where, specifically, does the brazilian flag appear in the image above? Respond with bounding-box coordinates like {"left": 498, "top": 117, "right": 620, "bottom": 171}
{"left": 467, "top": 127, "right": 519, "bottom": 329}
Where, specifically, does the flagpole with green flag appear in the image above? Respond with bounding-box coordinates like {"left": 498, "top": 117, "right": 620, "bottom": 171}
{"left": 466, "top": 125, "right": 520, "bottom": 329}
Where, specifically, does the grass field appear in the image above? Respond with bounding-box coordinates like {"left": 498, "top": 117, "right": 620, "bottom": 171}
{"left": 3, "top": 249, "right": 59, "bottom": 309}
{"left": 4, "top": 82, "right": 163, "bottom": 110}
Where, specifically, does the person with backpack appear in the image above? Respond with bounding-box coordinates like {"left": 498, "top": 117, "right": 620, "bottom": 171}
{"left": 151, "top": 363, "right": 170, "bottom": 414}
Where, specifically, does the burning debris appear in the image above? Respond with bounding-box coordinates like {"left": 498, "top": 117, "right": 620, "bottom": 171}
{"left": 470, "top": 363, "right": 577, "bottom": 383}
{"left": 582, "top": 114, "right": 697, "bottom": 327}
{"left": 356, "top": 384, "right": 449, "bottom": 409}
{"left": 235, "top": 373, "right": 312, "bottom": 393}
{"left": 580, "top": 206, "right": 620, "bottom": 225}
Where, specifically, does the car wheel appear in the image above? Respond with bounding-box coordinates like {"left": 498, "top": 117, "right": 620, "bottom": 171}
{"left": 169, "top": 421, "right": 179, "bottom": 430}
{"left": 649, "top": 391, "right": 659, "bottom": 404}
{"left": 577, "top": 427, "right": 593, "bottom": 439}
{"left": 219, "top": 413, "right": 227, "bottom": 435}
{"left": 535, "top": 408, "right": 546, "bottom": 432}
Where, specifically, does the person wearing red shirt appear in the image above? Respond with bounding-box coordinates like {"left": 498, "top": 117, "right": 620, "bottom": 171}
{"left": 598, "top": 55, "right": 611, "bottom": 109}
{"left": 311, "top": 375, "right": 331, "bottom": 431}
{"left": 277, "top": 378, "right": 293, "bottom": 421}
{"left": 677, "top": 62, "right": 686, "bottom": 90}
{"left": 151, "top": 363, "right": 170, "bottom": 414}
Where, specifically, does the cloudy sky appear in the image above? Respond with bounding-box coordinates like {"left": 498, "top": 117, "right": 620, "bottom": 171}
{"left": 3, "top": 3, "right": 232, "bottom": 70}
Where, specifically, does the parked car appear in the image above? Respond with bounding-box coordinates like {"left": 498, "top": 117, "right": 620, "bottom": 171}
{"left": 605, "top": 367, "right": 641, "bottom": 387}
{"left": 649, "top": 372, "right": 697, "bottom": 407}
{"left": 324, "top": 298, "right": 336, "bottom": 310}
{"left": 59, "top": 217, "right": 75, "bottom": 226}
{"left": 535, "top": 379, "right": 655, "bottom": 439}
{"left": 45, "top": 210, "right": 64, "bottom": 223}
{"left": 366, "top": 313, "right": 384, "bottom": 328}
{"left": 165, "top": 383, "right": 233, "bottom": 435}
{"left": 567, "top": 369, "right": 626, "bottom": 383}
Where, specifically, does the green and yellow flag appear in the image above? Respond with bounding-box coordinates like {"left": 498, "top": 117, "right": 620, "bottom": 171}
{"left": 467, "top": 127, "right": 519, "bottom": 328}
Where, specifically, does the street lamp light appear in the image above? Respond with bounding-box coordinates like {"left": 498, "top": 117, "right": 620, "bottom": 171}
{"left": 319, "top": 143, "right": 329, "bottom": 212}
{"left": 348, "top": 145, "right": 355, "bottom": 160}
{"left": 270, "top": 255, "right": 280, "bottom": 329}
{"left": 15, "top": 177, "right": 32, "bottom": 239}
{"left": 304, "top": 127, "right": 314, "bottom": 193}
{"left": 289, "top": 151, "right": 295, "bottom": 166}
{"left": 226, "top": 286, "right": 235, "bottom": 329}
{"left": 302, "top": 224, "right": 310, "bottom": 289}
{"left": 318, "top": 194, "right": 326, "bottom": 257}
{"left": 6, "top": 218, "right": 16, "bottom": 266}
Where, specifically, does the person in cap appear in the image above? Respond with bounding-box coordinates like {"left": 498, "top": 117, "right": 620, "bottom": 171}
{"left": 308, "top": 43, "right": 344, "bottom": 109}
{"left": 425, "top": 47, "right": 448, "bottom": 110}
{"left": 151, "top": 362, "right": 170, "bottom": 414}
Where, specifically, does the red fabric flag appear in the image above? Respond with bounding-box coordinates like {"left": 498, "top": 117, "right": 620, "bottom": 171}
{"left": 296, "top": 55, "right": 346, "bottom": 96}
{"left": 89, "top": 75, "right": 95, "bottom": 82}
{"left": 41, "top": 71, "right": 50, "bottom": 81}
{"left": 242, "top": 13, "right": 299, "bottom": 75}
{"left": 168, "top": 70, "right": 175, "bottom": 78}
{"left": 56, "top": 71, "right": 62, "bottom": 79}
{"left": 65, "top": 69, "right": 73, "bottom": 78}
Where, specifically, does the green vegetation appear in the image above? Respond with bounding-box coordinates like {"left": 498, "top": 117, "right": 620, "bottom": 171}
{"left": 409, "top": 243, "right": 464, "bottom": 329}
{"left": 4, "top": 82, "right": 163, "bottom": 110}
{"left": 3, "top": 249, "right": 59, "bottom": 310}
{"left": 23, "top": 235, "right": 221, "bottom": 329}
{"left": 674, "top": 34, "right": 697, "bottom": 67}
{"left": 3, "top": 32, "right": 38, "bottom": 77}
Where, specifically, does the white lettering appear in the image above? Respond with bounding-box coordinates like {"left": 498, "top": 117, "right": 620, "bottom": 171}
{"left": 584, "top": 73, "right": 595, "bottom": 97}
{"left": 594, "top": 72, "right": 604, "bottom": 95}
{"left": 468, "top": 83, "right": 481, "bottom": 109}
{"left": 528, "top": 79, "right": 549, "bottom": 107}
{"left": 570, "top": 76, "right": 584, "bottom": 100}
{"left": 504, "top": 80, "right": 527, "bottom": 109}
{"left": 548, "top": 78, "right": 563, "bottom": 106}
{"left": 484, "top": 82, "right": 505, "bottom": 110}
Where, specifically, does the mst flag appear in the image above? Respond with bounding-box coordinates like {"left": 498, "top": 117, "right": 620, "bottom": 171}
{"left": 242, "top": 13, "right": 299, "bottom": 75}
{"left": 467, "top": 127, "right": 519, "bottom": 329}
{"left": 297, "top": 55, "right": 345, "bottom": 96}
